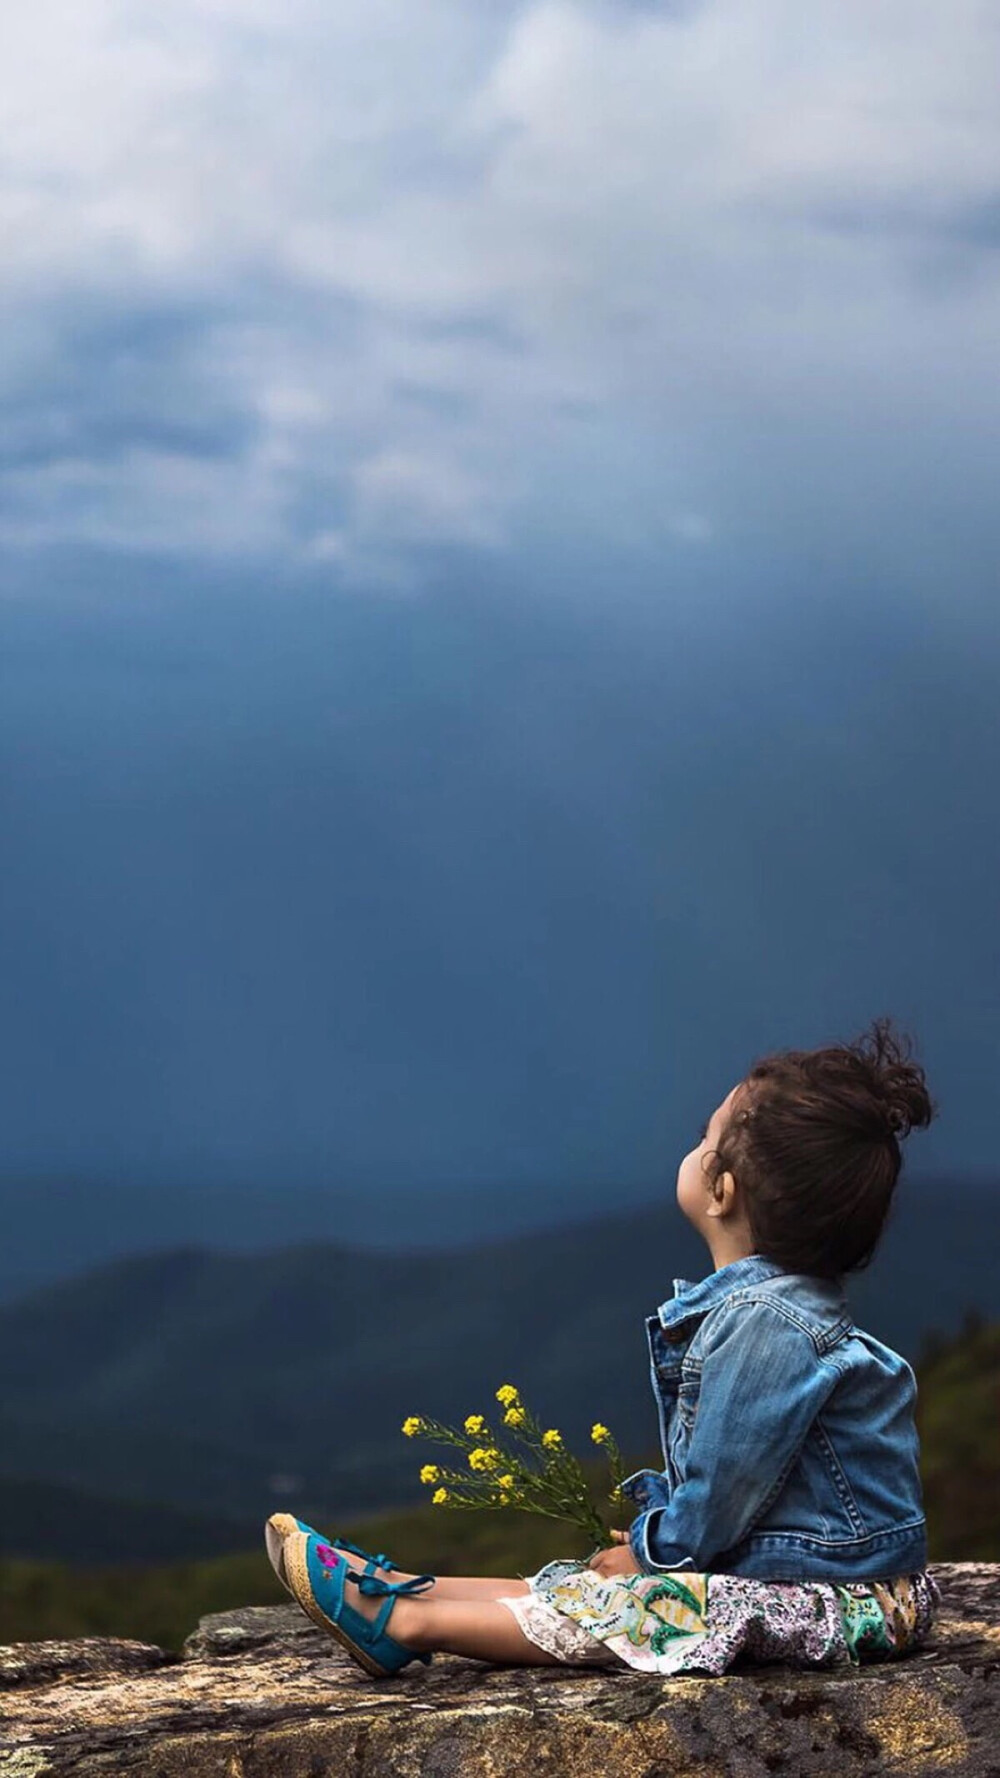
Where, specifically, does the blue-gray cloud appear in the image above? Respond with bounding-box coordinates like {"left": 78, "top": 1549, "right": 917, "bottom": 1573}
{"left": 1, "top": 0, "right": 998, "bottom": 582}
{"left": 1, "top": 298, "right": 258, "bottom": 474}
{"left": 781, "top": 188, "right": 1000, "bottom": 256}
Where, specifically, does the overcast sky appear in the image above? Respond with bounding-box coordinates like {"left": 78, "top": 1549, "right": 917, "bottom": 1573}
{"left": 1, "top": 1, "right": 998, "bottom": 1220}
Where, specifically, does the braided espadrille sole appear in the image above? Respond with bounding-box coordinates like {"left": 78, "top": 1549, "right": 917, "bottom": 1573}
{"left": 265, "top": 1513, "right": 300, "bottom": 1596}
{"left": 280, "top": 1529, "right": 396, "bottom": 1679}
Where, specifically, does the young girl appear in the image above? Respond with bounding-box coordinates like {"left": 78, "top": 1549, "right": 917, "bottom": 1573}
{"left": 265, "top": 1016, "right": 940, "bottom": 1677}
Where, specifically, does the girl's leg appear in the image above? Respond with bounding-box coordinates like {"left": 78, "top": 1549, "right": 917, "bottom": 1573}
{"left": 371, "top": 1592, "right": 563, "bottom": 1665}
{"left": 275, "top": 1532, "right": 572, "bottom": 1667}
{"left": 329, "top": 1546, "right": 532, "bottom": 1602}
{"left": 387, "top": 1570, "right": 532, "bottom": 1602}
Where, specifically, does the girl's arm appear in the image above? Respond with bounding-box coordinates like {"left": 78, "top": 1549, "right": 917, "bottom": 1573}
{"left": 626, "top": 1299, "right": 841, "bottom": 1573}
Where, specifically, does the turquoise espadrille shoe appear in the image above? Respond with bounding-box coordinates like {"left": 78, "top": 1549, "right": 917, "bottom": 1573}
{"left": 280, "top": 1528, "right": 435, "bottom": 1677}
{"left": 265, "top": 1513, "right": 402, "bottom": 1596}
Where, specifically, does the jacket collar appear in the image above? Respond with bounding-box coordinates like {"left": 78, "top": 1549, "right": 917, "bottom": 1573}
{"left": 656, "top": 1254, "right": 789, "bottom": 1329}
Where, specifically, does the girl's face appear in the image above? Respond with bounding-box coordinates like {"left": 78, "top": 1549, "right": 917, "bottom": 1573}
{"left": 676, "top": 1080, "right": 743, "bottom": 1236}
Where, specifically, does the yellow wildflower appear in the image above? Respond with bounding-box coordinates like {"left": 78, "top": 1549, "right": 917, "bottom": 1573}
{"left": 464, "top": 1413, "right": 486, "bottom": 1435}
{"left": 495, "top": 1384, "right": 519, "bottom": 1407}
{"left": 468, "top": 1447, "right": 498, "bottom": 1472}
{"left": 497, "top": 1474, "right": 515, "bottom": 1491}
{"left": 401, "top": 1416, "right": 422, "bottom": 1438}
{"left": 591, "top": 1422, "right": 610, "bottom": 1445}
{"left": 419, "top": 1465, "right": 441, "bottom": 1485}
{"left": 432, "top": 1487, "right": 448, "bottom": 1505}
{"left": 542, "top": 1429, "right": 562, "bottom": 1449}
{"left": 503, "top": 1406, "right": 527, "bottom": 1428}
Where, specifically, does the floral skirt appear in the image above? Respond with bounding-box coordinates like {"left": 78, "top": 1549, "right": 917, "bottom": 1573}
{"left": 496, "top": 1559, "right": 940, "bottom": 1676}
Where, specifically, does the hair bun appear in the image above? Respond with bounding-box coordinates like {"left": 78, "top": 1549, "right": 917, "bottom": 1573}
{"left": 854, "top": 1016, "right": 936, "bottom": 1143}
{"left": 883, "top": 1099, "right": 911, "bottom": 1139}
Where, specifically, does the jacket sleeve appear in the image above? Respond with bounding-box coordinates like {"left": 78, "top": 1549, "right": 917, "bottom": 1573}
{"left": 628, "top": 1299, "right": 841, "bottom": 1573}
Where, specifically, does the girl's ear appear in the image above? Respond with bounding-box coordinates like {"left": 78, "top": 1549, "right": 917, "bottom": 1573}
{"left": 706, "top": 1169, "right": 738, "bottom": 1218}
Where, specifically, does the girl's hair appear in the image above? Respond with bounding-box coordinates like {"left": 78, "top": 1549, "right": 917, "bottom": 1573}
{"left": 705, "top": 1016, "right": 937, "bottom": 1278}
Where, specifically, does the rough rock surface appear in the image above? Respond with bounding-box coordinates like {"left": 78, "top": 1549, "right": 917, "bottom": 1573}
{"left": 0, "top": 1564, "right": 997, "bottom": 1777}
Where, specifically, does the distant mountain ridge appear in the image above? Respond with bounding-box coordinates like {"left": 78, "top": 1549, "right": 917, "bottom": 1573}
{"left": 0, "top": 1174, "right": 674, "bottom": 1303}
{"left": 0, "top": 1475, "right": 261, "bottom": 1566}
{"left": 0, "top": 1170, "right": 989, "bottom": 1303}
{"left": 0, "top": 1183, "right": 995, "bottom": 1556}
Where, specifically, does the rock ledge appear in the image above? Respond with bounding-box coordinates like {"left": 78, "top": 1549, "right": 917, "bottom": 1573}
{"left": 0, "top": 1563, "right": 997, "bottom": 1777}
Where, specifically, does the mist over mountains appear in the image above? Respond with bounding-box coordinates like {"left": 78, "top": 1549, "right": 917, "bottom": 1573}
{"left": 0, "top": 1167, "right": 985, "bottom": 1305}
{"left": 0, "top": 1178, "right": 994, "bottom": 1562}
{"left": 0, "top": 1172, "right": 668, "bottom": 1305}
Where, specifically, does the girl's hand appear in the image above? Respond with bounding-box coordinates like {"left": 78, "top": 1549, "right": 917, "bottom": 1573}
{"left": 586, "top": 1530, "right": 642, "bottom": 1578}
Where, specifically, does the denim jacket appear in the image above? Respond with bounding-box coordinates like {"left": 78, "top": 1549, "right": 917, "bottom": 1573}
{"left": 622, "top": 1255, "right": 928, "bottom": 1581}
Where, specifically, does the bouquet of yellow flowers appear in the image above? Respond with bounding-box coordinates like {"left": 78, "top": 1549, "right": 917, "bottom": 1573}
{"left": 402, "top": 1384, "right": 625, "bottom": 1548}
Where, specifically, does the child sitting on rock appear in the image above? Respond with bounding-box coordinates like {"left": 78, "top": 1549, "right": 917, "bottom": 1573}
{"left": 266, "top": 1016, "right": 940, "bottom": 1677}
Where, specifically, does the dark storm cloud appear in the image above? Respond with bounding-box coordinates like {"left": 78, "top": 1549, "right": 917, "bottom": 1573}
{"left": 2, "top": 543, "right": 998, "bottom": 1196}
{"left": 2, "top": 1, "right": 1000, "bottom": 1214}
